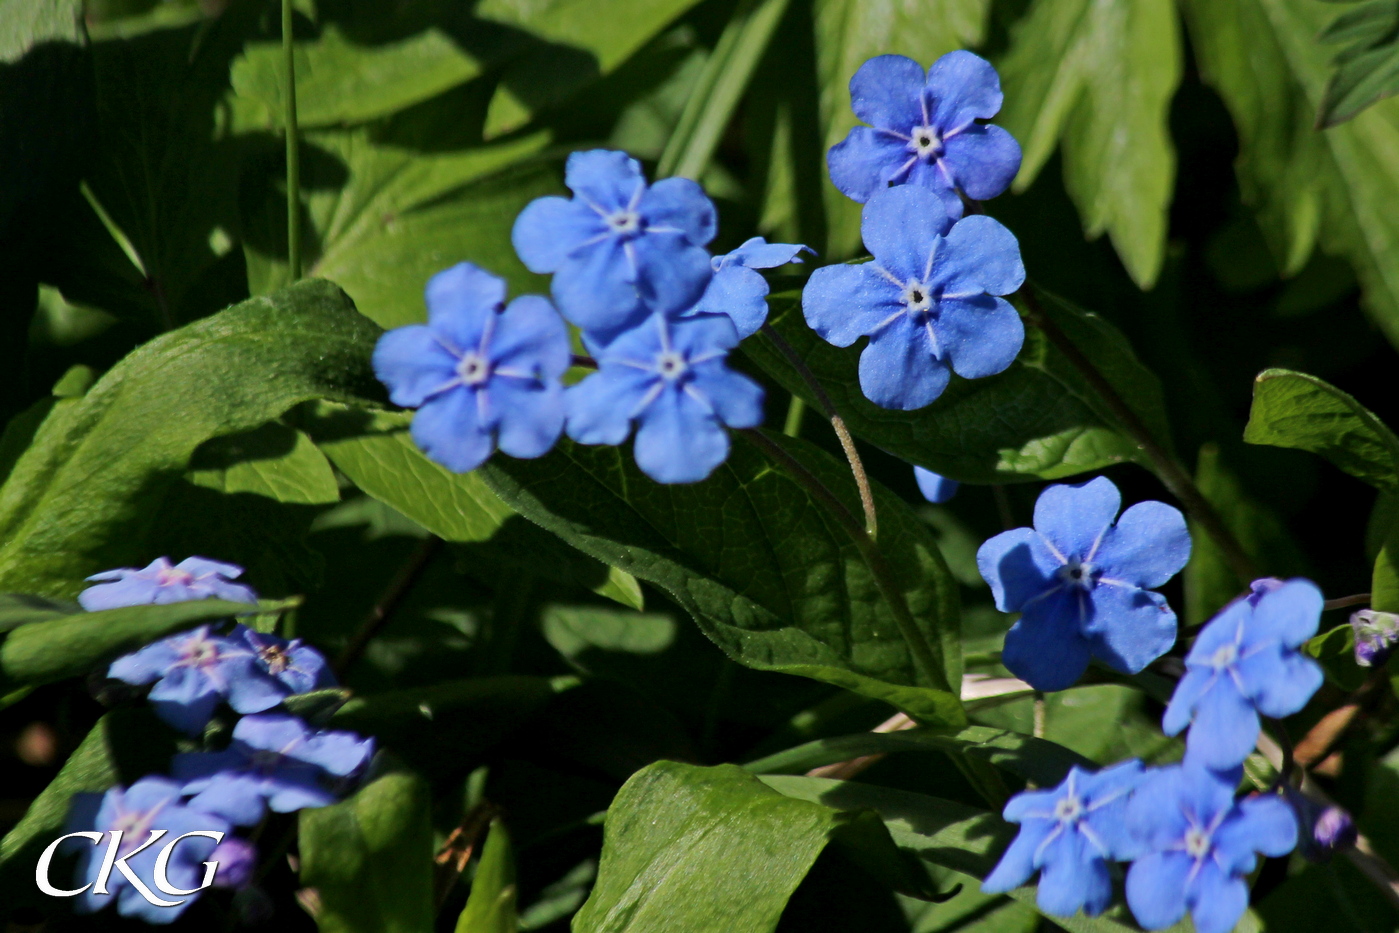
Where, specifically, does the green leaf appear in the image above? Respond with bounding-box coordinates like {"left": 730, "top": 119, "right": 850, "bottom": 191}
{"left": 188, "top": 421, "right": 340, "bottom": 505}
{"left": 0, "top": 280, "right": 379, "bottom": 597}
{"left": 0, "top": 593, "right": 77, "bottom": 634}
{"left": 455, "top": 820, "right": 518, "bottom": 933}
{"left": 812, "top": 0, "right": 991, "bottom": 257}
{"left": 0, "top": 0, "right": 82, "bottom": 62}
{"left": 1318, "top": 1, "right": 1399, "bottom": 127}
{"left": 299, "top": 770, "right": 436, "bottom": 933}
{"left": 1243, "top": 368, "right": 1399, "bottom": 492}
{"left": 1373, "top": 504, "right": 1399, "bottom": 612}
{"left": 481, "top": 431, "right": 964, "bottom": 726}
{"left": 996, "top": 0, "right": 1181, "bottom": 288}
{"left": 744, "top": 292, "right": 1151, "bottom": 482}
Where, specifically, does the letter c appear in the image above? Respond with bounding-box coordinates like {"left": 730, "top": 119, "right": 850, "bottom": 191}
{"left": 35, "top": 831, "right": 103, "bottom": 896}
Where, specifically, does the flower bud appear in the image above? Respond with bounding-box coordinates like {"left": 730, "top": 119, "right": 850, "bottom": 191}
{"left": 1350, "top": 609, "right": 1399, "bottom": 667}
{"left": 210, "top": 837, "right": 258, "bottom": 890}
{"left": 1284, "top": 787, "right": 1357, "bottom": 861}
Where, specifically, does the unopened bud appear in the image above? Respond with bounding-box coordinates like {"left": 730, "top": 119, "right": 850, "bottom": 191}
{"left": 1351, "top": 609, "right": 1399, "bottom": 667}
{"left": 1313, "top": 806, "right": 1358, "bottom": 855}
{"left": 211, "top": 837, "right": 258, "bottom": 890}
{"left": 1284, "top": 787, "right": 1357, "bottom": 861}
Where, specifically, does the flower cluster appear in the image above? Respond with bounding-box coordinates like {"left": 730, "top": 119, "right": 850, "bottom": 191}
{"left": 62, "top": 557, "right": 371, "bottom": 924}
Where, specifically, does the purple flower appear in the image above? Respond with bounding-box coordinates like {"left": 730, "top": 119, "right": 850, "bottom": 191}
{"left": 79, "top": 557, "right": 257, "bottom": 611}
{"left": 108, "top": 626, "right": 285, "bottom": 734}
{"left": 1163, "top": 579, "right": 1324, "bottom": 770}
{"left": 565, "top": 313, "right": 764, "bottom": 484}
{"left": 173, "top": 713, "right": 373, "bottom": 826}
{"left": 976, "top": 476, "right": 1189, "bottom": 691}
{"left": 65, "top": 777, "right": 230, "bottom": 924}
{"left": 233, "top": 625, "right": 335, "bottom": 695}
{"left": 209, "top": 837, "right": 258, "bottom": 889}
{"left": 914, "top": 465, "right": 959, "bottom": 503}
{"left": 373, "top": 262, "right": 570, "bottom": 474}
{"left": 982, "top": 760, "right": 1144, "bottom": 917}
{"left": 1124, "top": 764, "right": 1296, "bottom": 933}
{"left": 512, "top": 150, "right": 717, "bottom": 337}
{"left": 827, "top": 51, "right": 1022, "bottom": 213}
{"left": 801, "top": 185, "right": 1025, "bottom": 410}
{"left": 689, "top": 237, "right": 811, "bottom": 339}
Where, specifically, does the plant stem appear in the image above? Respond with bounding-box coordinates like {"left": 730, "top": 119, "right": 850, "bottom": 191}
{"left": 282, "top": 0, "right": 301, "bottom": 280}
{"left": 1018, "top": 288, "right": 1258, "bottom": 583}
{"left": 759, "top": 323, "right": 878, "bottom": 539}
{"left": 334, "top": 535, "right": 443, "bottom": 678}
{"left": 783, "top": 395, "right": 806, "bottom": 438}
{"left": 740, "top": 429, "right": 943, "bottom": 693}
{"left": 1324, "top": 592, "right": 1371, "bottom": 611}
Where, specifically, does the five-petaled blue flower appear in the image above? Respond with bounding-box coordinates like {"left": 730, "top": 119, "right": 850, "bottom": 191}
{"left": 827, "top": 51, "right": 1022, "bottom": 215}
{"left": 373, "top": 262, "right": 570, "bottom": 474}
{"left": 802, "top": 185, "right": 1025, "bottom": 410}
{"left": 173, "top": 713, "right": 374, "bottom": 826}
{"left": 79, "top": 556, "right": 257, "bottom": 611}
{"left": 109, "top": 626, "right": 286, "bottom": 734}
{"left": 512, "top": 150, "right": 717, "bottom": 337}
{"left": 976, "top": 476, "right": 1189, "bottom": 692}
{"left": 689, "top": 237, "right": 811, "bottom": 339}
{"left": 566, "top": 313, "right": 764, "bottom": 484}
{"left": 983, "top": 760, "right": 1144, "bottom": 918}
{"left": 1163, "top": 578, "right": 1324, "bottom": 770}
{"left": 232, "top": 624, "right": 336, "bottom": 695}
{"left": 1123, "top": 764, "right": 1296, "bottom": 933}
{"left": 64, "top": 777, "right": 231, "bottom": 924}
{"left": 914, "top": 465, "right": 959, "bottom": 504}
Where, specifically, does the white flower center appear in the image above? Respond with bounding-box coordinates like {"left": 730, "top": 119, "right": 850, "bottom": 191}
{"left": 157, "top": 567, "right": 195, "bottom": 587}
{"left": 901, "top": 280, "right": 933, "bottom": 316}
{"left": 1184, "top": 827, "right": 1212, "bottom": 859}
{"left": 181, "top": 637, "right": 220, "bottom": 668}
{"left": 457, "top": 352, "right": 491, "bottom": 386}
{"left": 1058, "top": 558, "right": 1095, "bottom": 589}
{"left": 1054, "top": 794, "right": 1083, "bottom": 824}
{"left": 606, "top": 210, "right": 643, "bottom": 236}
{"left": 656, "top": 351, "right": 688, "bottom": 380}
{"left": 911, "top": 125, "right": 943, "bottom": 159}
{"left": 1210, "top": 644, "right": 1238, "bottom": 670}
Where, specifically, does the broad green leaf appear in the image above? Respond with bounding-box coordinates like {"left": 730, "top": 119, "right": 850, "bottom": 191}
{"left": 1318, "top": 1, "right": 1399, "bottom": 127}
{"left": 812, "top": 0, "right": 991, "bottom": 257}
{"left": 0, "top": 279, "right": 380, "bottom": 597}
{"left": 1182, "top": 0, "right": 1399, "bottom": 346}
{"left": 1243, "top": 368, "right": 1399, "bottom": 492}
{"left": 188, "top": 421, "right": 340, "bottom": 505}
{"left": 0, "top": 0, "right": 81, "bottom": 61}
{"left": 455, "top": 820, "right": 518, "bottom": 933}
{"left": 0, "top": 593, "right": 76, "bottom": 634}
{"left": 300, "top": 770, "right": 435, "bottom": 933}
{"left": 1374, "top": 507, "right": 1399, "bottom": 612}
{"left": 743, "top": 291, "right": 1154, "bottom": 482}
{"left": 481, "top": 431, "right": 965, "bottom": 726}
{"left": 996, "top": 0, "right": 1181, "bottom": 288}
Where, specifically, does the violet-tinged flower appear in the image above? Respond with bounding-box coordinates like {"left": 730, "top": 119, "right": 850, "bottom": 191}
{"left": 976, "top": 476, "right": 1189, "bottom": 691}
{"left": 373, "top": 262, "right": 570, "bottom": 474}
{"left": 79, "top": 556, "right": 256, "bottom": 611}
{"left": 1163, "top": 578, "right": 1324, "bottom": 770}
{"left": 801, "top": 185, "right": 1025, "bottom": 410}
{"left": 173, "top": 713, "right": 374, "bottom": 826}
{"left": 1283, "top": 787, "right": 1356, "bottom": 862}
{"left": 1350, "top": 608, "right": 1399, "bottom": 667}
{"left": 232, "top": 624, "right": 335, "bottom": 695}
{"left": 1124, "top": 764, "right": 1296, "bottom": 933}
{"left": 512, "top": 149, "right": 716, "bottom": 337}
{"left": 209, "top": 837, "right": 258, "bottom": 889}
{"left": 827, "top": 51, "right": 1022, "bottom": 213}
{"left": 109, "top": 626, "right": 285, "bottom": 734}
{"left": 689, "top": 237, "right": 811, "bottom": 339}
{"left": 914, "top": 465, "right": 959, "bottom": 504}
{"left": 982, "top": 760, "right": 1144, "bottom": 917}
{"left": 65, "top": 777, "right": 230, "bottom": 924}
{"left": 565, "top": 313, "right": 764, "bottom": 484}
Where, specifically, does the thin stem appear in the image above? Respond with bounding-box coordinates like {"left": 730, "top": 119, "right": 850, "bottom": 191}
{"left": 1033, "top": 691, "right": 1047, "bottom": 739}
{"left": 1325, "top": 593, "right": 1371, "bottom": 611}
{"left": 1018, "top": 288, "right": 1258, "bottom": 583}
{"left": 783, "top": 395, "right": 806, "bottom": 438}
{"left": 740, "top": 429, "right": 943, "bottom": 692}
{"left": 759, "top": 323, "right": 878, "bottom": 539}
{"left": 282, "top": 0, "right": 301, "bottom": 280}
{"left": 334, "top": 535, "right": 443, "bottom": 678}
{"left": 991, "top": 484, "right": 1015, "bottom": 531}
{"left": 571, "top": 353, "right": 598, "bottom": 369}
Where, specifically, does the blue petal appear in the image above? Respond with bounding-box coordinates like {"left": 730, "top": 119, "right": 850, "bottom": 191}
{"left": 188, "top": 774, "right": 270, "bottom": 826}
{"left": 1038, "top": 834, "right": 1109, "bottom": 917}
{"left": 489, "top": 379, "right": 565, "bottom": 459}
{"left": 1123, "top": 767, "right": 1191, "bottom": 851}
{"left": 511, "top": 196, "right": 605, "bottom": 273}
{"left": 566, "top": 369, "right": 652, "bottom": 446}
{"left": 1174, "top": 763, "right": 1238, "bottom": 828}
{"left": 177, "top": 557, "right": 244, "bottom": 579}
{"left": 223, "top": 663, "right": 288, "bottom": 715}
{"left": 1162, "top": 667, "right": 1215, "bottom": 736}
{"left": 1187, "top": 863, "right": 1251, "bottom": 933}
{"left": 858, "top": 314, "right": 951, "bottom": 410}
{"left": 1184, "top": 677, "right": 1260, "bottom": 771}
{"left": 691, "top": 363, "right": 765, "bottom": 429}
{"left": 1217, "top": 795, "right": 1298, "bottom": 864}
{"left": 640, "top": 177, "right": 717, "bottom": 246}
{"left": 552, "top": 237, "right": 643, "bottom": 335}
{"left": 266, "top": 774, "right": 338, "bottom": 814}
{"left": 633, "top": 388, "right": 730, "bottom": 484}
{"left": 633, "top": 237, "right": 714, "bottom": 317}
{"left": 410, "top": 387, "right": 494, "bottom": 473}
{"left": 941, "top": 124, "right": 1022, "bottom": 200}
{"left": 694, "top": 264, "right": 769, "bottom": 339}
{"left": 827, "top": 126, "right": 916, "bottom": 203}
{"left": 150, "top": 689, "right": 221, "bottom": 735}
{"left": 80, "top": 577, "right": 163, "bottom": 611}
{"left": 492, "top": 295, "right": 571, "bottom": 380}
{"left": 297, "top": 729, "right": 375, "bottom": 776}
{"left": 801, "top": 262, "right": 903, "bottom": 347}
{"left": 425, "top": 262, "right": 505, "bottom": 351}
{"left": 1236, "top": 644, "right": 1322, "bottom": 719}
{"left": 934, "top": 295, "right": 1024, "bottom": 379}
{"left": 926, "top": 50, "right": 1005, "bottom": 129}
{"left": 981, "top": 820, "right": 1053, "bottom": 893}
{"left": 1083, "top": 583, "right": 1177, "bottom": 674}
{"left": 372, "top": 325, "right": 459, "bottom": 408}
{"left": 719, "top": 237, "right": 812, "bottom": 270}
{"left": 861, "top": 185, "right": 952, "bottom": 280}
{"left": 914, "top": 466, "right": 959, "bottom": 504}
{"left": 1033, "top": 476, "right": 1121, "bottom": 561}
{"left": 1093, "top": 500, "right": 1191, "bottom": 589}
{"left": 849, "top": 54, "right": 926, "bottom": 131}
{"left": 669, "top": 311, "right": 740, "bottom": 356}
{"left": 933, "top": 214, "right": 1025, "bottom": 297}
{"left": 564, "top": 149, "right": 644, "bottom": 212}
{"left": 975, "top": 527, "right": 1061, "bottom": 612}
{"left": 233, "top": 712, "right": 309, "bottom": 749}
{"left": 1124, "top": 852, "right": 1191, "bottom": 931}
{"left": 172, "top": 748, "right": 245, "bottom": 787}
{"left": 1002, "top": 786, "right": 1062, "bottom": 824}
{"left": 1184, "top": 598, "right": 1249, "bottom": 666}
{"left": 202, "top": 578, "right": 258, "bottom": 604}
{"left": 1001, "top": 588, "right": 1093, "bottom": 691}
{"left": 1252, "top": 578, "right": 1324, "bottom": 647}
{"left": 108, "top": 640, "right": 181, "bottom": 684}
{"left": 1081, "top": 761, "right": 1148, "bottom": 858}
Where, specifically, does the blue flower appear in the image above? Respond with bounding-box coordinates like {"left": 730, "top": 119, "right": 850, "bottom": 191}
{"left": 914, "top": 465, "right": 959, "bottom": 503}
{"left": 65, "top": 777, "right": 230, "bottom": 924}
{"left": 827, "top": 51, "right": 1022, "bottom": 212}
{"left": 79, "top": 556, "right": 257, "bottom": 611}
{"left": 373, "top": 262, "right": 570, "bottom": 474}
{"left": 566, "top": 313, "right": 764, "bottom": 484}
{"left": 976, "top": 476, "right": 1189, "bottom": 692}
{"left": 1163, "top": 578, "right": 1324, "bottom": 770}
{"left": 173, "top": 713, "right": 374, "bottom": 826}
{"left": 689, "top": 237, "right": 811, "bottom": 339}
{"left": 108, "top": 626, "right": 286, "bottom": 734}
{"left": 1124, "top": 764, "right": 1296, "bottom": 933}
{"left": 232, "top": 624, "right": 336, "bottom": 695}
{"left": 801, "top": 185, "right": 1025, "bottom": 410}
{"left": 982, "top": 760, "right": 1144, "bottom": 917}
{"left": 512, "top": 150, "right": 717, "bottom": 337}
